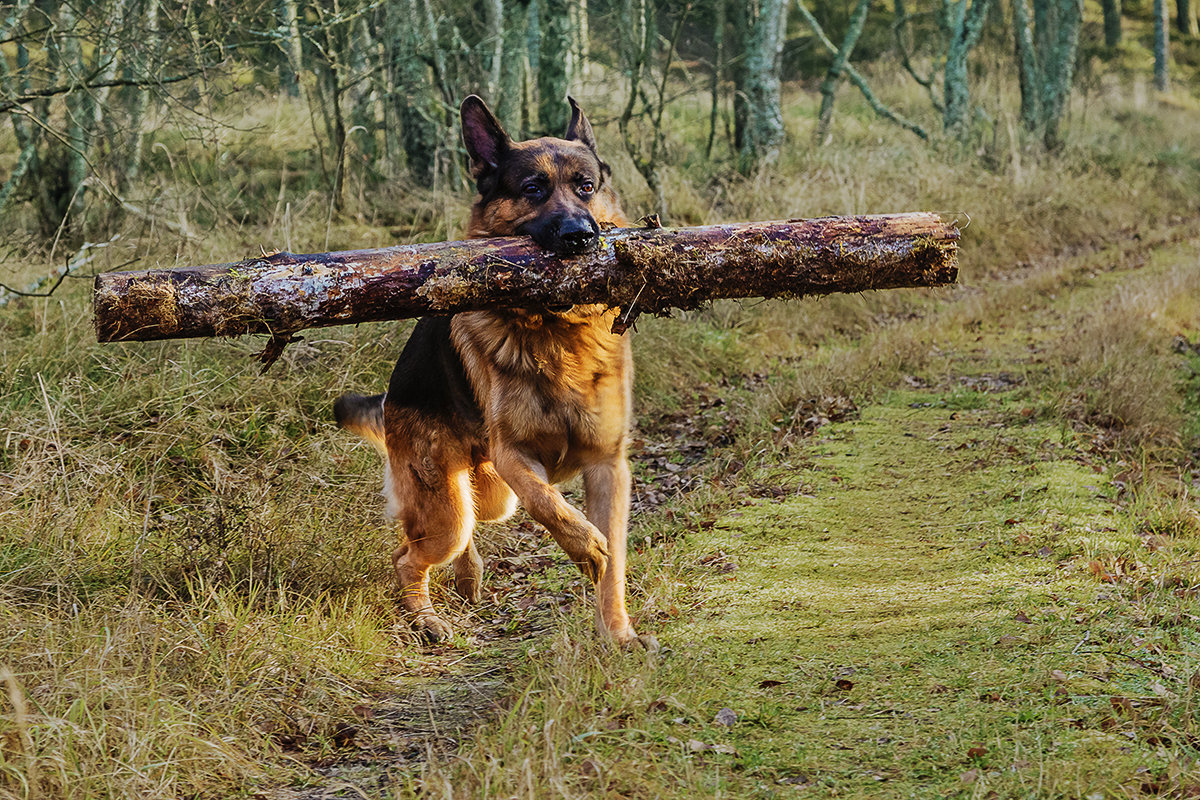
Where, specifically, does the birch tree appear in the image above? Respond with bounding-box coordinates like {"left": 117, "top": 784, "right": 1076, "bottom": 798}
{"left": 1155, "top": 0, "right": 1169, "bottom": 90}
{"left": 538, "top": 0, "right": 573, "bottom": 133}
{"left": 736, "top": 0, "right": 789, "bottom": 172}
{"left": 1012, "top": 0, "right": 1083, "bottom": 150}
{"left": 941, "top": 0, "right": 993, "bottom": 136}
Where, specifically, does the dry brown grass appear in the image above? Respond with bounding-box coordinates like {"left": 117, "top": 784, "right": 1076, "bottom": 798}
{"left": 2, "top": 64, "right": 1200, "bottom": 798}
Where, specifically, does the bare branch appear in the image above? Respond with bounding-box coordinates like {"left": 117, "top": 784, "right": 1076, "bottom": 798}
{"left": 0, "top": 72, "right": 199, "bottom": 114}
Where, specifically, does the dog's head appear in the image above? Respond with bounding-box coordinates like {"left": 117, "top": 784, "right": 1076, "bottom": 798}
{"left": 461, "top": 95, "right": 626, "bottom": 255}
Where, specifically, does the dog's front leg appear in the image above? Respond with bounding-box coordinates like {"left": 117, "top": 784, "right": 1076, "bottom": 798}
{"left": 490, "top": 445, "right": 609, "bottom": 583}
{"left": 584, "top": 458, "right": 658, "bottom": 651}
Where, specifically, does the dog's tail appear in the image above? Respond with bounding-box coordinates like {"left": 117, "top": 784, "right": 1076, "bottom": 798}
{"left": 334, "top": 392, "right": 386, "bottom": 454}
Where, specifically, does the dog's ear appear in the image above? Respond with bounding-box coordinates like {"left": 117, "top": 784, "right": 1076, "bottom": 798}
{"left": 564, "top": 96, "right": 598, "bottom": 154}
{"left": 461, "top": 95, "right": 510, "bottom": 176}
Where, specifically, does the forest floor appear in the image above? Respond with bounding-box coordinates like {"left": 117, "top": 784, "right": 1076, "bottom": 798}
{"left": 268, "top": 223, "right": 1200, "bottom": 799}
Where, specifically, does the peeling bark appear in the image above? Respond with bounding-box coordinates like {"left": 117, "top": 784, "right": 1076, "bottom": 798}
{"left": 94, "top": 214, "right": 959, "bottom": 351}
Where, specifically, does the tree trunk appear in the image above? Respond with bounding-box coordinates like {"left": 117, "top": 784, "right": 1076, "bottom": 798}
{"left": 1013, "top": 0, "right": 1083, "bottom": 150}
{"left": 1155, "top": 0, "right": 1169, "bottom": 90}
{"left": 942, "top": 0, "right": 993, "bottom": 137}
{"left": 126, "top": 0, "right": 160, "bottom": 183}
{"left": 1101, "top": 0, "right": 1122, "bottom": 47}
{"left": 572, "top": 0, "right": 589, "bottom": 80}
{"left": 497, "top": 0, "right": 531, "bottom": 136}
{"left": 58, "top": 2, "right": 90, "bottom": 227}
{"left": 1178, "top": 0, "right": 1199, "bottom": 35}
{"left": 1013, "top": 0, "right": 1041, "bottom": 132}
{"left": 538, "top": 0, "right": 571, "bottom": 134}
{"left": 94, "top": 214, "right": 959, "bottom": 353}
{"left": 814, "top": 0, "right": 872, "bottom": 144}
{"left": 1039, "top": 0, "right": 1083, "bottom": 151}
{"left": 706, "top": 0, "right": 726, "bottom": 158}
{"left": 485, "top": 0, "right": 504, "bottom": 100}
{"left": 395, "top": 0, "right": 440, "bottom": 183}
{"left": 0, "top": 0, "right": 35, "bottom": 216}
{"left": 278, "top": 0, "right": 303, "bottom": 97}
{"left": 738, "top": 0, "right": 789, "bottom": 172}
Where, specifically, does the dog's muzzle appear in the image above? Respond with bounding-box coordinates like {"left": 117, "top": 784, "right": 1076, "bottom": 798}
{"left": 523, "top": 214, "right": 600, "bottom": 256}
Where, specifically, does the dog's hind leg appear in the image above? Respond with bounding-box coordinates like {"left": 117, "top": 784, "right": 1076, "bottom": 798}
{"left": 451, "top": 463, "right": 517, "bottom": 604}
{"left": 451, "top": 538, "right": 484, "bottom": 604}
{"left": 385, "top": 414, "right": 477, "bottom": 642}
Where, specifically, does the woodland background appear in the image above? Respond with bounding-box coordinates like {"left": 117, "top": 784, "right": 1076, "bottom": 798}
{"left": 1, "top": 0, "right": 1196, "bottom": 243}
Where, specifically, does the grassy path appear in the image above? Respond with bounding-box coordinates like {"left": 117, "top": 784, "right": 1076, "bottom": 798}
{"left": 410, "top": 229, "right": 1200, "bottom": 799}
{"left": 669, "top": 395, "right": 1129, "bottom": 797}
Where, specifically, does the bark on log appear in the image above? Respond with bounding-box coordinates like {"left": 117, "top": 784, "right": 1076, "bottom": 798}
{"left": 94, "top": 213, "right": 958, "bottom": 351}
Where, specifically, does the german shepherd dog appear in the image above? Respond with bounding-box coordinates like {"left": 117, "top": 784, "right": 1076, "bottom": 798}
{"left": 335, "top": 95, "right": 656, "bottom": 650}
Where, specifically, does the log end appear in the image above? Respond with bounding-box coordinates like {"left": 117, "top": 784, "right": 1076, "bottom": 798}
{"left": 94, "top": 273, "right": 182, "bottom": 342}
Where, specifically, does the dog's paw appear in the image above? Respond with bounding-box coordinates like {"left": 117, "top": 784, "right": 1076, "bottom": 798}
{"left": 453, "top": 549, "right": 484, "bottom": 604}
{"left": 454, "top": 575, "right": 482, "bottom": 604}
{"left": 413, "top": 611, "right": 454, "bottom": 643}
{"left": 628, "top": 633, "right": 660, "bottom": 654}
{"left": 575, "top": 537, "right": 609, "bottom": 583}
{"left": 608, "top": 626, "right": 660, "bottom": 654}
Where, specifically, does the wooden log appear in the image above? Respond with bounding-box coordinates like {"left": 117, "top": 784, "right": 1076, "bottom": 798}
{"left": 94, "top": 213, "right": 958, "bottom": 348}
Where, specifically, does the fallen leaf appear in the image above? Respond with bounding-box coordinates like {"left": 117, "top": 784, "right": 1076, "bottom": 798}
{"left": 688, "top": 738, "right": 709, "bottom": 752}
{"left": 758, "top": 679, "right": 784, "bottom": 689}
{"left": 961, "top": 768, "right": 979, "bottom": 784}
{"left": 967, "top": 745, "right": 987, "bottom": 760}
{"left": 1049, "top": 670, "right": 1069, "bottom": 682}
{"left": 711, "top": 743, "right": 739, "bottom": 755}
{"left": 713, "top": 707, "right": 737, "bottom": 727}
{"left": 834, "top": 678, "right": 854, "bottom": 691}
{"left": 1109, "top": 696, "right": 1134, "bottom": 716}
{"left": 1013, "top": 610, "right": 1032, "bottom": 624}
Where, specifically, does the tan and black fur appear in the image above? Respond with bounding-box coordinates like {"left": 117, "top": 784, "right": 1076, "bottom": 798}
{"left": 335, "top": 95, "right": 654, "bottom": 649}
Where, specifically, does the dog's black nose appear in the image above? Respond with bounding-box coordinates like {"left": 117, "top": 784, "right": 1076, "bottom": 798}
{"left": 557, "top": 217, "right": 598, "bottom": 253}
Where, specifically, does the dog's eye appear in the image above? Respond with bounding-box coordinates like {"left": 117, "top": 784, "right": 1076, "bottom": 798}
{"left": 522, "top": 182, "right": 544, "bottom": 200}
{"left": 579, "top": 181, "right": 595, "bottom": 196}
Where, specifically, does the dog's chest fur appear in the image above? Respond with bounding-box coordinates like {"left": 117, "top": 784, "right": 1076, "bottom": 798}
{"left": 452, "top": 307, "right": 631, "bottom": 480}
